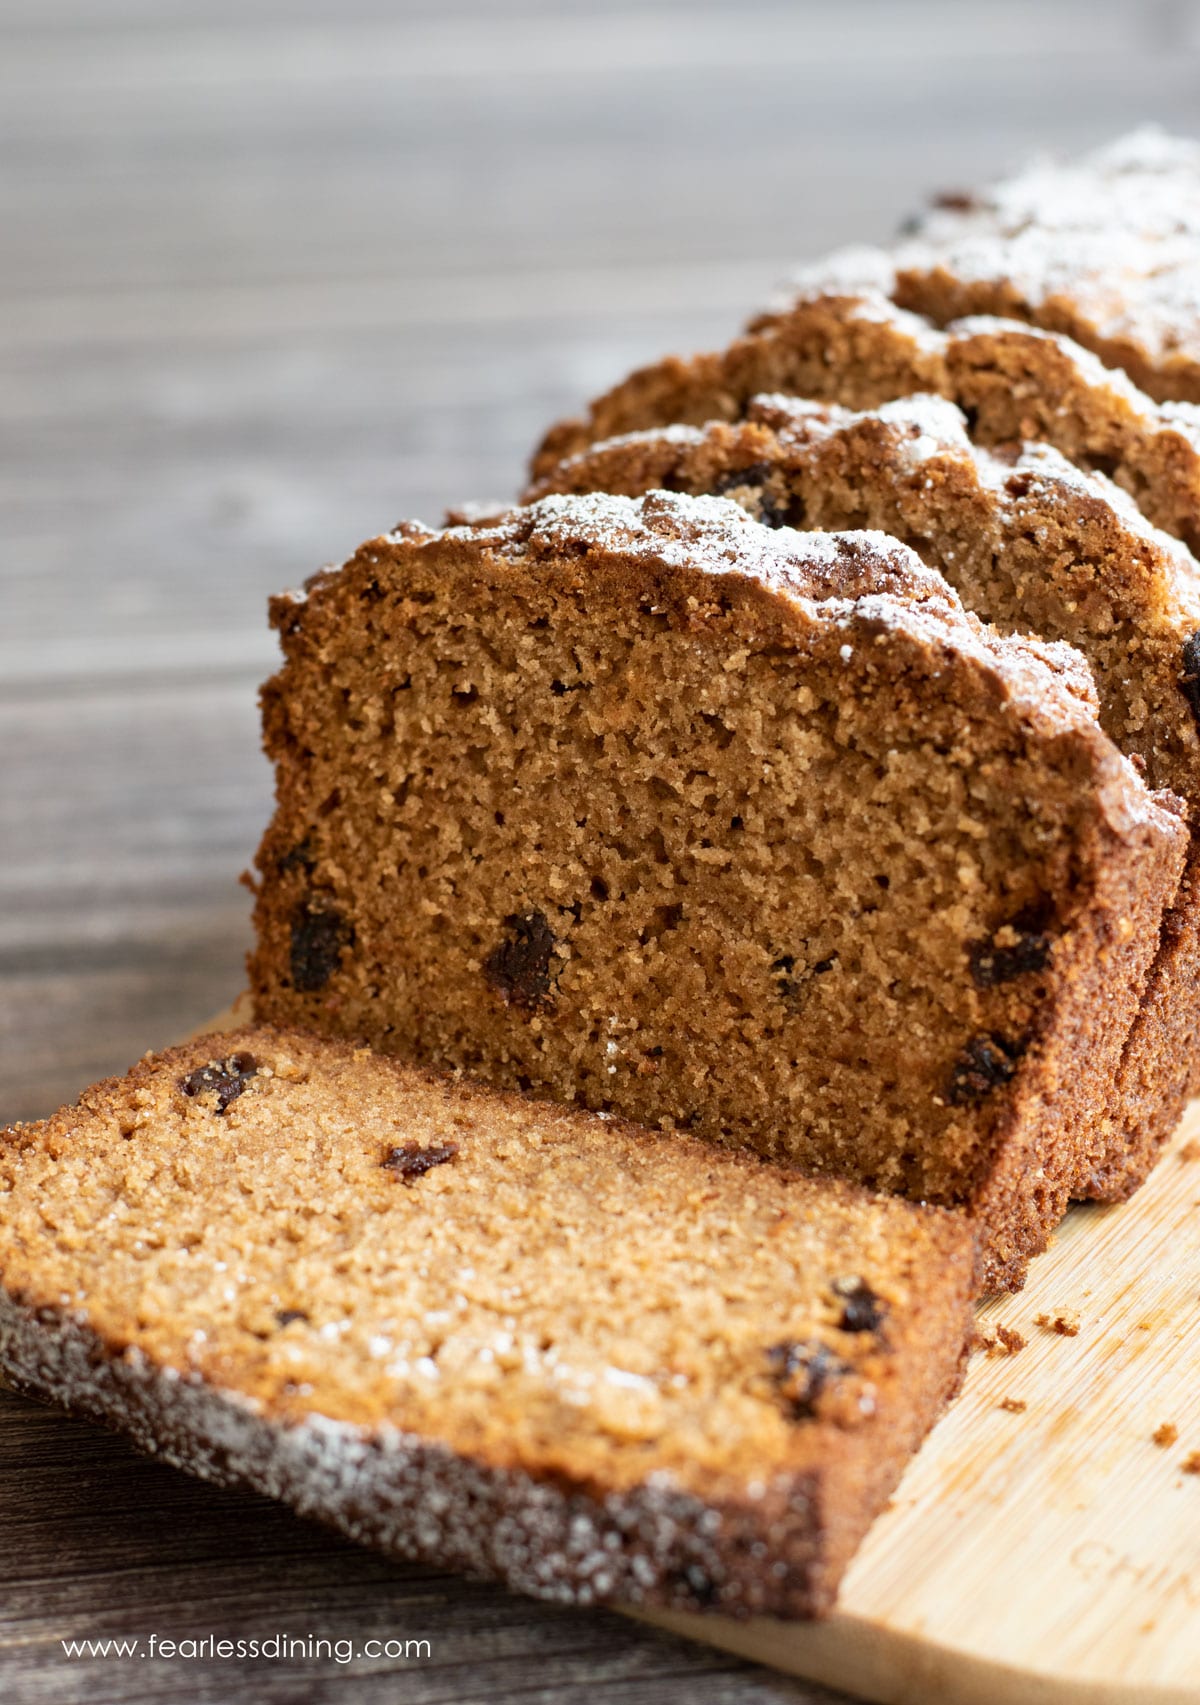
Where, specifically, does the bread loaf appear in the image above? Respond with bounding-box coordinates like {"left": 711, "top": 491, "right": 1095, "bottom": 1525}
{"left": 247, "top": 490, "right": 1187, "bottom": 1286}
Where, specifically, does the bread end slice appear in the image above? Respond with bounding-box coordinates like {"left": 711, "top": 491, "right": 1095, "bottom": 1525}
{"left": 0, "top": 1027, "right": 977, "bottom": 1617}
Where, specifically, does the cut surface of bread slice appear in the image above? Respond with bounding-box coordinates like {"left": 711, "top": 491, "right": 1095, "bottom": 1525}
{"left": 0, "top": 1027, "right": 977, "bottom": 1618}
{"left": 532, "top": 278, "right": 1200, "bottom": 557}
{"left": 246, "top": 491, "right": 1187, "bottom": 1287}
{"left": 526, "top": 396, "right": 1200, "bottom": 1196}
{"left": 885, "top": 127, "right": 1200, "bottom": 405}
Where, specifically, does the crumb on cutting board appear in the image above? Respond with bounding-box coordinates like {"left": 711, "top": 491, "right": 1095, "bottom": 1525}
{"left": 1179, "top": 1138, "right": 1200, "bottom": 1162}
{"left": 1153, "top": 1423, "right": 1179, "bottom": 1448}
{"left": 998, "top": 1397, "right": 1027, "bottom": 1414}
{"left": 1182, "top": 1452, "right": 1200, "bottom": 1475}
{"left": 973, "top": 1324, "right": 1026, "bottom": 1357}
{"left": 1034, "top": 1310, "right": 1080, "bottom": 1337}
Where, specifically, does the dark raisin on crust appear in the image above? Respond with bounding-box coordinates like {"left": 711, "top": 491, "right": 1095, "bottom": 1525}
{"left": 765, "top": 1338, "right": 846, "bottom": 1419}
{"left": 1181, "top": 632, "right": 1200, "bottom": 733}
{"left": 968, "top": 930, "right": 1052, "bottom": 988}
{"left": 947, "top": 1034, "right": 1026, "bottom": 1105}
{"left": 275, "top": 1308, "right": 310, "bottom": 1327}
{"left": 710, "top": 463, "right": 789, "bottom": 528}
{"left": 832, "top": 1276, "right": 886, "bottom": 1335}
{"left": 382, "top": 1141, "right": 460, "bottom": 1181}
{"left": 930, "top": 189, "right": 981, "bottom": 212}
{"left": 483, "top": 911, "right": 557, "bottom": 1009}
{"left": 290, "top": 900, "right": 353, "bottom": 992}
{"left": 179, "top": 1052, "right": 259, "bottom": 1114}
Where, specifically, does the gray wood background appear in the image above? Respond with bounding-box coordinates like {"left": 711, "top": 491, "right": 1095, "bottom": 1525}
{"left": 2, "top": 1, "right": 1198, "bottom": 1698}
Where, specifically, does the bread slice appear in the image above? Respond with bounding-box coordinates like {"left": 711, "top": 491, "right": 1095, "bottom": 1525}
{"left": 0, "top": 1026, "right": 977, "bottom": 1618}
{"left": 525, "top": 395, "right": 1200, "bottom": 1198}
{"left": 531, "top": 277, "right": 1200, "bottom": 557}
{"left": 528, "top": 392, "right": 1200, "bottom": 801}
{"left": 246, "top": 490, "right": 1187, "bottom": 1287}
{"left": 885, "top": 127, "right": 1200, "bottom": 405}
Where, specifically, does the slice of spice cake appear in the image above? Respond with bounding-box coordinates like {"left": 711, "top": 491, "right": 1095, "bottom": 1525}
{"left": 247, "top": 491, "right": 1186, "bottom": 1287}
{"left": 526, "top": 396, "right": 1200, "bottom": 1192}
{"left": 0, "top": 1027, "right": 976, "bottom": 1618}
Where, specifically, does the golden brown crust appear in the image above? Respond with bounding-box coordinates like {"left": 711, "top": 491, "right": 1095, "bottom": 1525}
{"left": 531, "top": 284, "right": 1200, "bottom": 560}
{"left": 247, "top": 491, "right": 1187, "bottom": 1288}
{"left": 0, "top": 1027, "right": 976, "bottom": 1618}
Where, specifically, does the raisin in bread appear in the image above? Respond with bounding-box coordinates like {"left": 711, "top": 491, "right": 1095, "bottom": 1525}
{"left": 0, "top": 1027, "right": 977, "bottom": 1619}
{"left": 532, "top": 278, "right": 1200, "bottom": 556}
{"left": 525, "top": 397, "right": 1200, "bottom": 1196}
{"left": 885, "top": 127, "right": 1200, "bottom": 404}
{"left": 246, "top": 491, "right": 1187, "bottom": 1288}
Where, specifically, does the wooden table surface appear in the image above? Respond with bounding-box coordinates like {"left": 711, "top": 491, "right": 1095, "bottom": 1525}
{"left": 4, "top": 2, "right": 1200, "bottom": 1698}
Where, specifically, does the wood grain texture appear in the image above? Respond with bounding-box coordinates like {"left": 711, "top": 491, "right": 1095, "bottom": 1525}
{"left": 0, "top": 1388, "right": 826, "bottom": 1704}
{"left": 648, "top": 1109, "right": 1200, "bottom": 1704}
{"left": 5, "top": 1, "right": 1200, "bottom": 1699}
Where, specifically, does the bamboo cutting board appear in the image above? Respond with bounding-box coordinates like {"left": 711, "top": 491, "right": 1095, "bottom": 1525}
{"left": 190, "top": 1002, "right": 1200, "bottom": 1701}
{"left": 645, "top": 1128, "right": 1200, "bottom": 1705}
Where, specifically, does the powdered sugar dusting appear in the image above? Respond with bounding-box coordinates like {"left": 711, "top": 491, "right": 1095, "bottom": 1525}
{"left": 537, "top": 422, "right": 710, "bottom": 483}
{"left": 529, "top": 389, "right": 1200, "bottom": 653}
{"left": 752, "top": 132, "right": 1200, "bottom": 415}
{"left": 749, "top": 391, "right": 969, "bottom": 468}
{"left": 442, "top": 488, "right": 956, "bottom": 613}
{"left": 913, "top": 127, "right": 1200, "bottom": 249}
{"left": 1158, "top": 400, "right": 1200, "bottom": 449}
{"left": 887, "top": 129, "right": 1200, "bottom": 380}
{"left": 764, "top": 264, "right": 1187, "bottom": 435}
{"left": 949, "top": 313, "right": 1150, "bottom": 401}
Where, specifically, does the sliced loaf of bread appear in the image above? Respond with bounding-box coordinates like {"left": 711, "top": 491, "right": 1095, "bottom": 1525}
{"left": 246, "top": 491, "right": 1187, "bottom": 1286}
{"left": 525, "top": 394, "right": 1200, "bottom": 1196}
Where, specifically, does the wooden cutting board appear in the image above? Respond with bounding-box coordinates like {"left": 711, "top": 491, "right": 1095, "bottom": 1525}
{"left": 179, "top": 1003, "right": 1200, "bottom": 1701}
